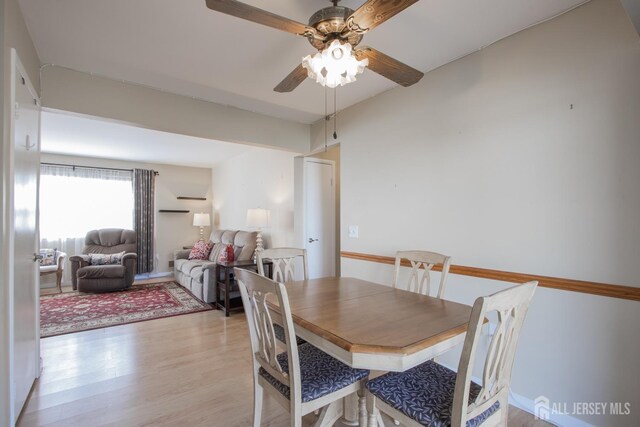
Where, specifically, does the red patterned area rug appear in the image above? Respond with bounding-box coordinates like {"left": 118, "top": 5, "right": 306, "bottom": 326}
{"left": 40, "top": 281, "right": 212, "bottom": 338}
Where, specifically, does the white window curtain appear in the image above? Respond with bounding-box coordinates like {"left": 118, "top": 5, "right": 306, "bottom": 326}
{"left": 39, "top": 164, "right": 134, "bottom": 286}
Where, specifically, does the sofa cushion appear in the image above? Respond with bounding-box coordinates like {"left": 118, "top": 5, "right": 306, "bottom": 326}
{"left": 77, "top": 264, "right": 125, "bottom": 279}
{"left": 209, "top": 242, "right": 226, "bottom": 262}
{"left": 174, "top": 258, "right": 189, "bottom": 273}
{"left": 192, "top": 269, "right": 204, "bottom": 284}
{"left": 83, "top": 229, "right": 136, "bottom": 254}
{"left": 177, "top": 259, "right": 214, "bottom": 276}
{"left": 221, "top": 230, "right": 237, "bottom": 245}
{"left": 234, "top": 231, "right": 257, "bottom": 261}
{"left": 210, "top": 229, "right": 225, "bottom": 244}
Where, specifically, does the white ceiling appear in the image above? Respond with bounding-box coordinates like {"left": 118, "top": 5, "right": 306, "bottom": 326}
{"left": 21, "top": 0, "right": 587, "bottom": 124}
{"left": 41, "top": 111, "right": 254, "bottom": 168}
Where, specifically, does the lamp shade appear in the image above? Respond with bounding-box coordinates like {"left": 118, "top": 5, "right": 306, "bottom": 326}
{"left": 193, "top": 213, "right": 211, "bottom": 227}
{"left": 246, "top": 208, "right": 270, "bottom": 228}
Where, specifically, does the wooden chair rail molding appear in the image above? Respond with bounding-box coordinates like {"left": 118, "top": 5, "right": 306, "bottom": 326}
{"left": 341, "top": 251, "right": 640, "bottom": 302}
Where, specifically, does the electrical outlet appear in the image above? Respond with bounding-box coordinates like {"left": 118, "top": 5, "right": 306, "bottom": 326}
{"left": 348, "top": 225, "right": 359, "bottom": 238}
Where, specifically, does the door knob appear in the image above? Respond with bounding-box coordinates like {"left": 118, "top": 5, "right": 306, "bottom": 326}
{"left": 33, "top": 253, "right": 43, "bottom": 262}
{"left": 308, "top": 238, "right": 319, "bottom": 243}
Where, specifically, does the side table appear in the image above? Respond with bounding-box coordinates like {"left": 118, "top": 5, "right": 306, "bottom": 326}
{"left": 216, "top": 260, "right": 273, "bottom": 317}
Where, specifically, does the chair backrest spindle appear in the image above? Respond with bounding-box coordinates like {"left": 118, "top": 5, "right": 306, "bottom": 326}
{"left": 258, "top": 248, "right": 309, "bottom": 282}
{"left": 393, "top": 250, "right": 452, "bottom": 298}
{"left": 236, "top": 268, "right": 302, "bottom": 406}
{"left": 451, "top": 281, "right": 538, "bottom": 426}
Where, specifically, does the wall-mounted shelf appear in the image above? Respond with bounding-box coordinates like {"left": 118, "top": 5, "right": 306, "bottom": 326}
{"left": 158, "top": 209, "right": 190, "bottom": 213}
{"left": 177, "top": 196, "right": 207, "bottom": 201}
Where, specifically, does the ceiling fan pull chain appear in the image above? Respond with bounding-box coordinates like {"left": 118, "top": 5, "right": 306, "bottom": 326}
{"left": 324, "top": 86, "right": 328, "bottom": 152}
{"left": 333, "top": 87, "right": 338, "bottom": 140}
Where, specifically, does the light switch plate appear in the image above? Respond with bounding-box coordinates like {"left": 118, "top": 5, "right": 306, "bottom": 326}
{"left": 348, "top": 225, "right": 359, "bottom": 238}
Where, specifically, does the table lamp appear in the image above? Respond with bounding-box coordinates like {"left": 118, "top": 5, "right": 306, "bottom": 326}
{"left": 193, "top": 213, "right": 211, "bottom": 242}
{"left": 246, "top": 208, "right": 270, "bottom": 260}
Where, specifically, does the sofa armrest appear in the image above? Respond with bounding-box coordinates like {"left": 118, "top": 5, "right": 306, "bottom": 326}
{"left": 69, "top": 255, "right": 90, "bottom": 263}
{"left": 69, "top": 255, "right": 90, "bottom": 289}
{"left": 121, "top": 253, "right": 137, "bottom": 287}
{"left": 174, "top": 249, "right": 191, "bottom": 260}
{"left": 203, "top": 268, "right": 218, "bottom": 304}
{"left": 121, "top": 252, "right": 138, "bottom": 262}
{"left": 202, "top": 263, "right": 218, "bottom": 272}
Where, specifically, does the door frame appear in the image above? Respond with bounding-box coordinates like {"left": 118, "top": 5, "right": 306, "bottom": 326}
{"left": 294, "top": 157, "right": 336, "bottom": 276}
{"left": 1, "top": 48, "right": 41, "bottom": 427}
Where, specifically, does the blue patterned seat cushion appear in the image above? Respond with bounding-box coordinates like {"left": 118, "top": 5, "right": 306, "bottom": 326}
{"left": 273, "top": 323, "right": 306, "bottom": 345}
{"left": 366, "top": 361, "right": 499, "bottom": 427}
{"left": 259, "top": 343, "right": 369, "bottom": 403}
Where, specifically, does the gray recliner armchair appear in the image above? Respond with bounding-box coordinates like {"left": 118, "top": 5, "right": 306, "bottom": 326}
{"left": 70, "top": 229, "right": 137, "bottom": 293}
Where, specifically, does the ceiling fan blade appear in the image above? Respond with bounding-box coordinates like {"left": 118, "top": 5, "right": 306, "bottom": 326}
{"left": 274, "top": 64, "right": 308, "bottom": 93}
{"left": 355, "top": 46, "right": 424, "bottom": 87}
{"left": 205, "top": 0, "right": 317, "bottom": 38}
{"left": 346, "top": 0, "right": 421, "bottom": 34}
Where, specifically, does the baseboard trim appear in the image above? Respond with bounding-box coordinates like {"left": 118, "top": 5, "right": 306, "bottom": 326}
{"left": 507, "top": 390, "right": 594, "bottom": 427}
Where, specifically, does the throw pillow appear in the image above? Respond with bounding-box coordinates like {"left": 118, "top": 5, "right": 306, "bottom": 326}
{"left": 218, "top": 244, "right": 235, "bottom": 263}
{"left": 188, "top": 240, "right": 213, "bottom": 260}
{"left": 39, "top": 248, "right": 57, "bottom": 266}
{"left": 88, "top": 251, "right": 126, "bottom": 266}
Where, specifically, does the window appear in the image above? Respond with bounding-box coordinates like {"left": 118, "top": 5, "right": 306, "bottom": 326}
{"left": 39, "top": 164, "right": 134, "bottom": 239}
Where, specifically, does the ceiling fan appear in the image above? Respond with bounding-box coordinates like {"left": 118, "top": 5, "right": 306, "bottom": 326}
{"left": 205, "top": 0, "right": 425, "bottom": 92}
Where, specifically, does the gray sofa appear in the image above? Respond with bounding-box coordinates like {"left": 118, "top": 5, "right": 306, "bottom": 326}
{"left": 174, "top": 229, "right": 257, "bottom": 303}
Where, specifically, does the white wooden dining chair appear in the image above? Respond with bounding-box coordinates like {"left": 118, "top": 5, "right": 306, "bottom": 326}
{"left": 257, "top": 247, "right": 309, "bottom": 282}
{"left": 392, "top": 250, "right": 452, "bottom": 299}
{"left": 365, "top": 281, "right": 538, "bottom": 427}
{"left": 257, "top": 248, "right": 309, "bottom": 345}
{"left": 235, "top": 268, "right": 369, "bottom": 427}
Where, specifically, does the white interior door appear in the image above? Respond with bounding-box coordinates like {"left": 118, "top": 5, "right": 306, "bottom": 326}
{"left": 304, "top": 160, "right": 335, "bottom": 278}
{"left": 11, "top": 49, "right": 41, "bottom": 421}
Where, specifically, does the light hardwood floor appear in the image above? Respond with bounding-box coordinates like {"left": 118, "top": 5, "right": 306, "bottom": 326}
{"left": 26, "top": 280, "right": 549, "bottom": 427}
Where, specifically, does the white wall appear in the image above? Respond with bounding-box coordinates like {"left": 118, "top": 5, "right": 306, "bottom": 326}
{"left": 0, "top": 2, "right": 8, "bottom": 422}
{"left": 1, "top": 0, "right": 41, "bottom": 424}
{"left": 41, "top": 66, "right": 311, "bottom": 153}
{"left": 211, "top": 147, "right": 299, "bottom": 249}
{"left": 40, "top": 153, "right": 212, "bottom": 279}
{"left": 3, "top": 0, "right": 39, "bottom": 93}
{"left": 319, "top": 0, "right": 640, "bottom": 425}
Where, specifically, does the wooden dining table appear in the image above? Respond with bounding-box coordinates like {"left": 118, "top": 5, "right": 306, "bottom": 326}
{"left": 267, "top": 276, "right": 474, "bottom": 372}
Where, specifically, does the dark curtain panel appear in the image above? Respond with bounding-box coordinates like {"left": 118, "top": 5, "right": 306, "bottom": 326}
{"left": 133, "top": 169, "right": 155, "bottom": 274}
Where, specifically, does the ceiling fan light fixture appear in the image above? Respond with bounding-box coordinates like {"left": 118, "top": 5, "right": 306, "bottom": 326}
{"left": 302, "top": 40, "right": 368, "bottom": 88}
